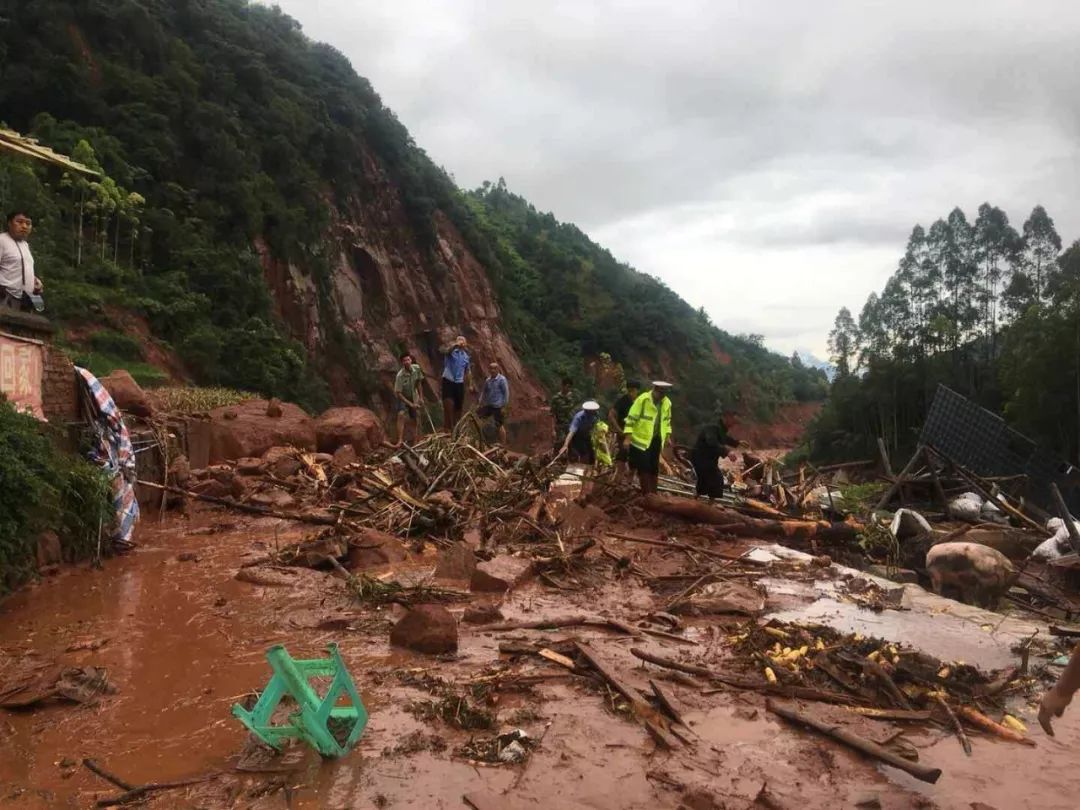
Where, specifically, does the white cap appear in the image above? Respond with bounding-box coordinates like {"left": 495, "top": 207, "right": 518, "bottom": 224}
{"left": 652, "top": 380, "right": 673, "bottom": 389}
{"left": 582, "top": 400, "right": 601, "bottom": 411}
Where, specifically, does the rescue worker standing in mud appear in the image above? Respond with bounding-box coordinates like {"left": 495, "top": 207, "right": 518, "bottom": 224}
{"left": 623, "top": 381, "right": 673, "bottom": 495}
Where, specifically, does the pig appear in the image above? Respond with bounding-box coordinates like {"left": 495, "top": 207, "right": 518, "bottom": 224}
{"left": 925, "top": 541, "right": 1017, "bottom": 608}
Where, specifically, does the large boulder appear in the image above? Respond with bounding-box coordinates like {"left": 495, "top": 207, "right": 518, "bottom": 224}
{"left": 99, "top": 370, "right": 153, "bottom": 417}
{"left": 390, "top": 604, "right": 458, "bottom": 654}
{"left": 315, "top": 407, "right": 385, "bottom": 454}
{"left": 207, "top": 399, "right": 316, "bottom": 463}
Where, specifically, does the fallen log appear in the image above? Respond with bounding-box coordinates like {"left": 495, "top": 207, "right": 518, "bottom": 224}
{"left": 637, "top": 495, "right": 861, "bottom": 542}
{"left": 137, "top": 480, "right": 339, "bottom": 526}
{"left": 479, "top": 615, "right": 640, "bottom": 636}
{"left": 575, "top": 642, "right": 680, "bottom": 749}
{"left": 606, "top": 531, "right": 743, "bottom": 562}
{"left": 629, "top": 648, "right": 859, "bottom": 705}
{"left": 766, "top": 699, "right": 942, "bottom": 784}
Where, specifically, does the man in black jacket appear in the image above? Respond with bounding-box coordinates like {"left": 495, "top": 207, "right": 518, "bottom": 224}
{"left": 689, "top": 411, "right": 741, "bottom": 499}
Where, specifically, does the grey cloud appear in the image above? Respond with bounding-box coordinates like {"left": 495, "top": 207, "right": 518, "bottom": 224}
{"left": 269, "top": 0, "right": 1080, "bottom": 354}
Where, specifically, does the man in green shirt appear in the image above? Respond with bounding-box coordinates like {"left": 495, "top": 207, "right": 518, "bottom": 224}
{"left": 394, "top": 353, "right": 425, "bottom": 446}
{"left": 549, "top": 377, "right": 577, "bottom": 449}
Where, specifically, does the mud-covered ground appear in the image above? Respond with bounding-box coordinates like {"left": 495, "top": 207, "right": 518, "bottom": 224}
{"left": 2, "top": 503, "right": 1079, "bottom": 810}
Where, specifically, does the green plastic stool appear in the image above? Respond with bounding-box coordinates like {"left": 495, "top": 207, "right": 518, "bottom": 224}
{"left": 232, "top": 643, "right": 368, "bottom": 757}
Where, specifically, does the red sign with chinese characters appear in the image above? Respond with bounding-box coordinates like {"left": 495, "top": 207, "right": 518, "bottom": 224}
{"left": 0, "top": 333, "right": 44, "bottom": 419}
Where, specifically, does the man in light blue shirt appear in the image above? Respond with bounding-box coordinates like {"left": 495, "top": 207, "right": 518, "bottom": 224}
{"left": 478, "top": 361, "right": 510, "bottom": 445}
{"left": 440, "top": 335, "right": 473, "bottom": 431}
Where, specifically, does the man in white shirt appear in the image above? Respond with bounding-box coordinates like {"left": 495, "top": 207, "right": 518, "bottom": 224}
{"left": 0, "top": 211, "right": 43, "bottom": 311}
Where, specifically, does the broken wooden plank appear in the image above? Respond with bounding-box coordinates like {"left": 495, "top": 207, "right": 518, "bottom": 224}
{"left": 575, "top": 641, "right": 680, "bottom": 750}
{"left": 846, "top": 707, "right": 932, "bottom": 722}
{"left": 766, "top": 699, "right": 941, "bottom": 784}
{"left": 538, "top": 649, "right": 576, "bottom": 670}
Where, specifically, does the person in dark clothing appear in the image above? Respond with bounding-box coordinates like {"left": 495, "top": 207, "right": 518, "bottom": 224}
{"left": 689, "top": 417, "right": 740, "bottom": 499}
{"left": 608, "top": 380, "right": 640, "bottom": 480}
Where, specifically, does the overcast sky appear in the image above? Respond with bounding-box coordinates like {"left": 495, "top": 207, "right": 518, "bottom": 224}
{"left": 270, "top": 0, "right": 1080, "bottom": 359}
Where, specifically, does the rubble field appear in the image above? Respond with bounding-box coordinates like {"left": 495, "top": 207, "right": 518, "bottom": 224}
{"left": 2, "top": 433, "right": 1080, "bottom": 810}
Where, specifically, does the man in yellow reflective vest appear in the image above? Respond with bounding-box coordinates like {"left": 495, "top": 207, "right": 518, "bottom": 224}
{"left": 622, "top": 381, "right": 673, "bottom": 494}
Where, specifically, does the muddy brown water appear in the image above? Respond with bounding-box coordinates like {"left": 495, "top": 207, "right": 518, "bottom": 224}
{"left": 1, "top": 509, "right": 1079, "bottom": 809}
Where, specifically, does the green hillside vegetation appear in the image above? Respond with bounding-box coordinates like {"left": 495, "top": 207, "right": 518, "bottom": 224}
{"left": 807, "top": 203, "right": 1080, "bottom": 464}
{"left": 464, "top": 181, "right": 827, "bottom": 426}
{"left": 0, "top": 400, "right": 113, "bottom": 594}
{"left": 1, "top": 0, "right": 824, "bottom": 429}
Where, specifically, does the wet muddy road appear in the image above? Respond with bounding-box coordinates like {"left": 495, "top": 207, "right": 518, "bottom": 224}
{"left": 2, "top": 507, "right": 1079, "bottom": 809}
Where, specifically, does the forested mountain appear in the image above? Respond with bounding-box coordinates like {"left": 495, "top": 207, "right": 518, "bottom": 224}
{"left": 0, "top": 0, "right": 824, "bottom": 431}
{"left": 808, "top": 203, "right": 1080, "bottom": 464}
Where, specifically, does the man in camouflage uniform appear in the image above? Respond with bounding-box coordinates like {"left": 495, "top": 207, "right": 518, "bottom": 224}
{"left": 549, "top": 377, "right": 577, "bottom": 449}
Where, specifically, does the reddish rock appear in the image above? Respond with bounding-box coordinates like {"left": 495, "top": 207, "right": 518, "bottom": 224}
{"left": 314, "top": 407, "right": 385, "bottom": 454}
{"left": 462, "top": 604, "right": 503, "bottom": 624}
{"left": 235, "top": 457, "right": 264, "bottom": 475}
{"left": 390, "top": 604, "right": 458, "bottom": 654}
{"left": 347, "top": 529, "right": 409, "bottom": 569}
{"left": 470, "top": 556, "right": 535, "bottom": 593}
{"left": 331, "top": 444, "right": 358, "bottom": 469}
{"left": 249, "top": 489, "right": 296, "bottom": 510}
{"left": 313, "top": 452, "right": 334, "bottom": 465}
{"left": 557, "top": 502, "right": 607, "bottom": 533}
{"left": 36, "top": 531, "right": 62, "bottom": 569}
{"left": 266, "top": 398, "right": 284, "bottom": 418}
{"left": 208, "top": 399, "right": 316, "bottom": 464}
{"left": 98, "top": 370, "right": 153, "bottom": 417}
{"left": 435, "top": 543, "right": 477, "bottom": 581}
